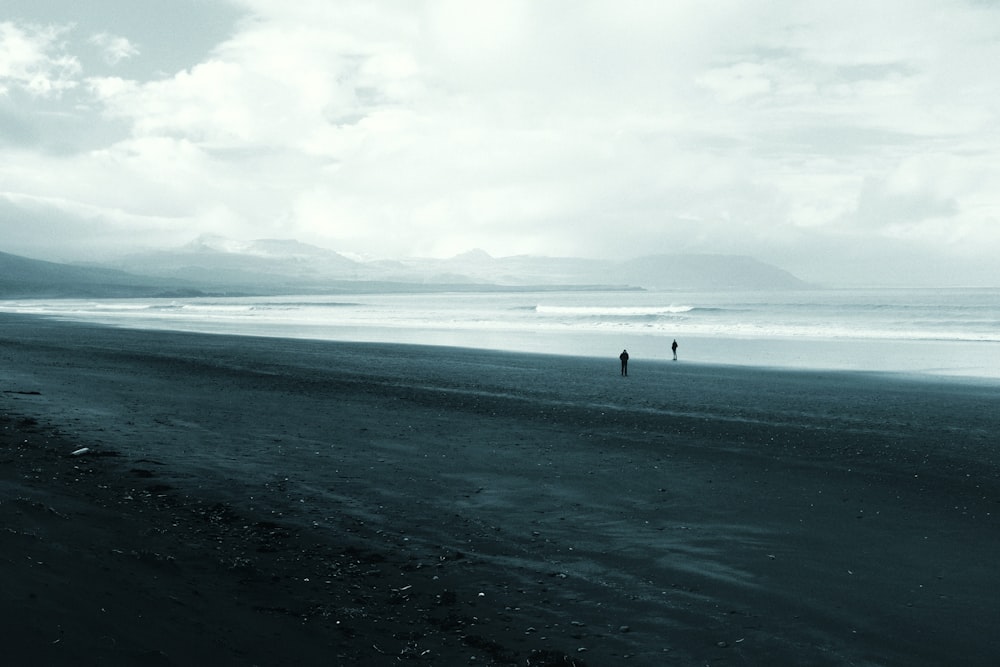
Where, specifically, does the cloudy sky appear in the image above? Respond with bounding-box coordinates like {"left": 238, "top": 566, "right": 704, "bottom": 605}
{"left": 2, "top": 0, "right": 999, "bottom": 286}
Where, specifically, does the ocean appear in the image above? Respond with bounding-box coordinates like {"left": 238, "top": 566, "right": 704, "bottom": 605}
{"left": 2, "top": 288, "right": 998, "bottom": 379}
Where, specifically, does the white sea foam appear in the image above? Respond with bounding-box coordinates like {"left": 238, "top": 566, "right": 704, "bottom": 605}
{"left": 535, "top": 304, "right": 698, "bottom": 316}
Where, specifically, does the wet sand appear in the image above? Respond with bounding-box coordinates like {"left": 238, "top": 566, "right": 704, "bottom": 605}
{"left": 2, "top": 314, "right": 999, "bottom": 666}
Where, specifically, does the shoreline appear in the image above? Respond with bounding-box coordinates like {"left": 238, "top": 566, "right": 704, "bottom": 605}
{"left": 3, "top": 314, "right": 1000, "bottom": 665}
{"left": 3, "top": 290, "right": 999, "bottom": 380}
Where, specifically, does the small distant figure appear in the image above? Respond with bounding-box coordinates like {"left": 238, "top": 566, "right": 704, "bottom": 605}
{"left": 619, "top": 349, "right": 629, "bottom": 376}
{"left": 671, "top": 339, "right": 678, "bottom": 361}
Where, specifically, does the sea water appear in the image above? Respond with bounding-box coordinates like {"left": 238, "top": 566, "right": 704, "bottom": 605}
{"left": 2, "top": 288, "right": 998, "bottom": 379}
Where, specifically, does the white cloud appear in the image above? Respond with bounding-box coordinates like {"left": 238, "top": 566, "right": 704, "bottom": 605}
{"left": 0, "top": 21, "right": 80, "bottom": 97}
{"left": 3, "top": 2, "right": 1000, "bottom": 284}
{"left": 696, "top": 63, "right": 773, "bottom": 102}
{"left": 89, "top": 32, "right": 139, "bottom": 65}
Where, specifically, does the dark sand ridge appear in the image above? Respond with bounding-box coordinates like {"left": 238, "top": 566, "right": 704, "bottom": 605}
{"left": 2, "top": 314, "right": 999, "bottom": 666}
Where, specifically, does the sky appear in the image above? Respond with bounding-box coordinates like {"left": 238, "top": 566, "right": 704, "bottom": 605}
{"left": 2, "top": 0, "right": 999, "bottom": 287}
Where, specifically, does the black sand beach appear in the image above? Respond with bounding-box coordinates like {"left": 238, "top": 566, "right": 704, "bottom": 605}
{"left": 2, "top": 314, "right": 999, "bottom": 666}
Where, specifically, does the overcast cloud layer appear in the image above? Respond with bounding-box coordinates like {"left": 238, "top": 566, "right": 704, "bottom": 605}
{"left": 2, "top": 0, "right": 999, "bottom": 286}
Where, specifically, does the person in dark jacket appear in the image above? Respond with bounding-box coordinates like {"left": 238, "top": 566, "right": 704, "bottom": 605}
{"left": 619, "top": 349, "right": 629, "bottom": 376}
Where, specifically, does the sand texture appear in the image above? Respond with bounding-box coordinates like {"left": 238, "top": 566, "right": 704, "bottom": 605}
{"left": 2, "top": 314, "right": 999, "bottom": 666}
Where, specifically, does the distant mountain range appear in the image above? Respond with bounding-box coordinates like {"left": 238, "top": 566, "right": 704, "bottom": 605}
{"left": 0, "top": 250, "right": 206, "bottom": 298}
{"left": 0, "top": 235, "right": 810, "bottom": 298}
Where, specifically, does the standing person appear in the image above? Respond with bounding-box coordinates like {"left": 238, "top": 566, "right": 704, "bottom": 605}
{"left": 619, "top": 349, "right": 629, "bottom": 376}
{"left": 671, "top": 339, "right": 678, "bottom": 361}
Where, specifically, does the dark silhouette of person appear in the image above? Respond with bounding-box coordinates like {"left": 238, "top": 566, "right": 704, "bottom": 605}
{"left": 671, "top": 339, "right": 678, "bottom": 361}
{"left": 619, "top": 349, "right": 629, "bottom": 376}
